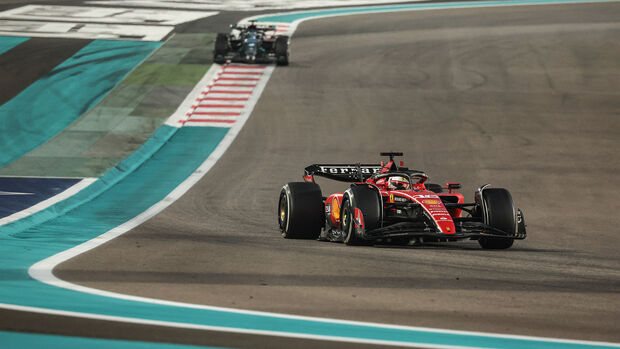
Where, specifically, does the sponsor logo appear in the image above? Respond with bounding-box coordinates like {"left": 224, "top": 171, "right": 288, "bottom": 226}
{"left": 414, "top": 194, "right": 439, "bottom": 199}
{"left": 318, "top": 165, "right": 381, "bottom": 175}
{"left": 388, "top": 193, "right": 394, "bottom": 203}
{"left": 392, "top": 195, "right": 408, "bottom": 203}
{"left": 428, "top": 211, "right": 451, "bottom": 216}
{"left": 422, "top": 199, "right": 441, "bottom": 205}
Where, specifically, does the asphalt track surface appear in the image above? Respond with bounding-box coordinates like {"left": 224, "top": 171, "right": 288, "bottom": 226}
{"left": 3, "top": 2, "right": 620, "bottom": 348}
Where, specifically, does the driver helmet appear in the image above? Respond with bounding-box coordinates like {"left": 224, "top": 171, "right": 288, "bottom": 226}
{"left": 387, "top": 176, "right": 410, "bottom": 190}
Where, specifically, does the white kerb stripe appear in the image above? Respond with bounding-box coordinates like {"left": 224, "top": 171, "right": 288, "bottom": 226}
{"left": 193, "top": 107, "right": 243, "bottom": 113}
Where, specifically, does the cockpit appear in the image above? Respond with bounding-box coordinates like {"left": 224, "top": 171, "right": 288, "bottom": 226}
{"left": 370, "top": 171, "right": 429, "bottom": 191}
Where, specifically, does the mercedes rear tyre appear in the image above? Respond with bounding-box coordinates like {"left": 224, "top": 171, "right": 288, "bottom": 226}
{"left": 275, "top": 36, "right": 289, "bottom": 66}
{"left": 478, "top": 188, "right": 516, "bottom": 249}
{"left": 213, "top": 33, "right": 228, "bottom": 64}
{"left": 278, "top": 182, "right": 323, "bottom": 239}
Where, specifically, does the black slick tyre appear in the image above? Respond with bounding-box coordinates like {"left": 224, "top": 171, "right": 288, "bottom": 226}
{"left": 213, "top": 33, "right": 228, "bottom": 64}
{"left": 341, "top": 199, "right": 359, "bottom": 245}
{"left": 275, "top": 36, "right": 289, "bottom": 66}
{"left": 478, "top": 188, "right": 516, "bottom": 249}
{"left": 278, "top": 182, "right": 323, "bottom": 239}
{"left": 341, "top": 184, "right": 381, "bottom": 246}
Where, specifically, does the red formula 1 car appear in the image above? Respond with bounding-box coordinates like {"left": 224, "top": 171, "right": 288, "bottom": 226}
{"left": 278, "top": 152, "right": 526, "bottom": 249}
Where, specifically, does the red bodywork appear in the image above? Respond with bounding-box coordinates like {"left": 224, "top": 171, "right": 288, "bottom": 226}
{"left": 318, "top": 160, "right": 465, "bottom": 235}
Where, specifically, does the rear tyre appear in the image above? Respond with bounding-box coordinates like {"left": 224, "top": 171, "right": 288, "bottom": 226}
{"left": 478, "top": 188, "right": 516, "bottom": 249}
{"left": 213, "top": 33, "right": 228, "bottom": 64}
{"left": 278, "top": 182, "right": 323, "bottom": 239}
{"left": 275, "top": 36, "right": 289, "bottom": 66}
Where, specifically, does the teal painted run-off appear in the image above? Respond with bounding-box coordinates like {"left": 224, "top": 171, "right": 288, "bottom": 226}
{"left": 257, "top": 0, "right": 620, "bottom": 22}
{"left": 0, "top": 39, "right": 161, "bottom": 169}
{"left": 0, "top": 36, "right": 29, "bottom": 56}
{"left": 1, "top": 1, "right": 620, "bottom": 348}
{"left": 0, "top": 330, "right": 222, "bottom": 349}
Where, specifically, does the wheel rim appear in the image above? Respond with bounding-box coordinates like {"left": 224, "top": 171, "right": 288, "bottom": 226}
{"left": 279, "top": 195, "right": 287, "bottom": 228}
{"left": 342, "top": 206, "right": 351, "bottom": 232}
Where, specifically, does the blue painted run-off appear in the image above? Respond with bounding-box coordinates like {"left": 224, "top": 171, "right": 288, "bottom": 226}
{"left": 0, "top": 330, "right": 222, "bottom": 349}
{"left": 0, "top": 177, "right": 80, "bottom": 219}
{"left": 0, "top": 36, "right": 29, "bottom": 56}
{"left": 1, "top": 1, "right": 620, "bottom": 348}
{"left": 0, "top": 39, "right": 161, "bottom": 169}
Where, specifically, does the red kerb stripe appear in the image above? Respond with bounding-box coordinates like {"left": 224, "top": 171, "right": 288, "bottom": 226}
{"left": 226, "top": 65, "right": 267, "bottom": 69}
{"left": 187, "top": 119, "right": 236, "bottom": 124}
{"left": 207, "top": 90, "right": 252, "bottom": 94}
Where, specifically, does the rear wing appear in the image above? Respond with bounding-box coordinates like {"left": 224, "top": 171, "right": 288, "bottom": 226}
{"left": 233, "top": 23, "right": 277, "bottom": 31}
{"left": 304, "top": 164, "right": 382, "bottom": 182}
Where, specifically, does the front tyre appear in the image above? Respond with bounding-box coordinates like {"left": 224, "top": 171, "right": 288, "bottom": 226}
{"left": 341, "top": 184, "right": 381, "bottom": 246}
{"left": 278, "top": 182, "right": 323, "bottom": 239}
{"left": 275, "top": 36, "right": 289, "bottom": 66}
{"left": 478, "top": 188, "right": 516, "bottom": 249}
{"left": 341, "top": 199, "right": 362, "bottom": 245}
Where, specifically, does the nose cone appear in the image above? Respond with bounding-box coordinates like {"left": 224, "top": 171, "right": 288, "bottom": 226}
{"left": 245, "top": 45, "right": 257, "bottom": 57}
{"left": 415, "top": 195, "right": 456, "bottom": 234}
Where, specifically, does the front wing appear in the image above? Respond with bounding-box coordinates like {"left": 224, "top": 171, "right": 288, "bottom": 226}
{"left": 362, "top": 220, "right": 527, "bottom": 241}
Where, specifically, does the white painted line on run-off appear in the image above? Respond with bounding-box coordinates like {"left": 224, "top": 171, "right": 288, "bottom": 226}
{"left": 0, "top": 178, "right": 97, "bottom": 227}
